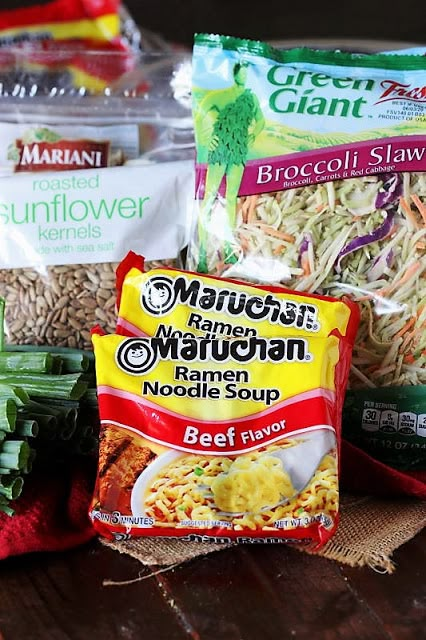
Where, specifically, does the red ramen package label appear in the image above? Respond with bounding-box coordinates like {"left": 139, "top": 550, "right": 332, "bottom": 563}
{"left": 90, "top": 278, "right": 359, "bottom": 548}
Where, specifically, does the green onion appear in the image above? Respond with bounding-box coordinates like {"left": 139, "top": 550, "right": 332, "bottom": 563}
{"left": 24, "top": 414, "right": 57, "bottom": 440}
{"left": 0, "top": 398, "right": 17, "bottom": 433}
{"left": 21, "top": 449, "right": 36, "bottom": 475}
{"left": 15, "top": 419, "right": 39, "bottom": 438}
{"left": 0, "top": 474, "right": 24, "bottom": 500}
{"left": 194, "top": 466, "right": 204, "bottom": 476}
{"left": 59, "top": 420, "right": 77, "bottom": 441}
{"left": 0, "top": 373, "right": 88, "bottom": 400}
{"left": 0, "top": 352, "right": 58, "bottom": 374}
{"left": 0, "top": 384, "right": 30, "bottom": 406}
{"left": 6, "top": 344, "right": 94, "bottom": 373}
{"left": 81, "top": 388, "right": 98, "bottom": 408}
{"left": 0, "top": 440, "right": 30, "bottom": 470}
{"left": 55, "top": 352, "right": 90, "bottom": 373}
{"left": 0, "top": 495, "right": 14, "bottom": 516}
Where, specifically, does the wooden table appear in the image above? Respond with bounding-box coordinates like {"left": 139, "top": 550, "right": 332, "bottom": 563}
{"left": 1, "top": 528, "right": 424, "bottom": 639}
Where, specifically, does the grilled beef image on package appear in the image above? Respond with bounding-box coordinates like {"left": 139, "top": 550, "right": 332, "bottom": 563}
{"left": 98, "top": 424, "right": 156, "bottom": 513}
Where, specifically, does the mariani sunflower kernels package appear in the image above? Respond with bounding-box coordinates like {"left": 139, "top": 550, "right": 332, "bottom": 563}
{"left": 186, "top": 35, "right": 426, "bottom": 469}
{"left": 90, "top": 261, "right": 359, "bottom": 548}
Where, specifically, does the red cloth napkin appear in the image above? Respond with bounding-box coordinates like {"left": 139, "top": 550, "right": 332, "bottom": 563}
{"left": 0, "top": 442, "right": 425, "bottom": 561}
{"left": 341, "top": 440, "right": 426, "bottom": 499}
{"left": 0, "top": 459, "right": 96, "bottom": 561}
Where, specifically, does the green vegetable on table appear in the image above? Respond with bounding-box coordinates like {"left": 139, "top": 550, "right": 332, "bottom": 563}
{"left": 0, "top": 297, "right": 100, "bottom": 516}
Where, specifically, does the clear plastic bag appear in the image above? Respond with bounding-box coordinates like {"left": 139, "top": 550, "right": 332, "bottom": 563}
{"left": 0, "top": 50, "right": 195, "bottom": 348}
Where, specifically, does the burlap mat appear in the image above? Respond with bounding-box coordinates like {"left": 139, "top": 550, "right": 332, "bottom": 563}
{"left": 101, "top": 493, "right": 426, "bottom": 574}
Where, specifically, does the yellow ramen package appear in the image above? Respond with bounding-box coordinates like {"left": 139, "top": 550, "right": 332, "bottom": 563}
{"left": 90, "top": 262, "right": 359, "bottom": 548}
{"left": 115, "top": 251, "right": 354, "bottom": 342}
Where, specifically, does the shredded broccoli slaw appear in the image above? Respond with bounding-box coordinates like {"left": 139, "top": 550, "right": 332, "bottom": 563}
{"left": 188, "top": 172, "right": 426, "bottom": 388}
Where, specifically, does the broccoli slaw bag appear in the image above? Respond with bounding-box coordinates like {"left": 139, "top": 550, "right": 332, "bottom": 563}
{"left": 186, "top": 35, "right": 426, "bottom": 467}
{"left": 90, "top": 276, "right": 359, "bottom": 547}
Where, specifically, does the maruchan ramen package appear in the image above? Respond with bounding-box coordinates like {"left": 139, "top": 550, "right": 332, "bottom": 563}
{"left": 186, "top": 35, "right": 426, "bottom": 468}
{"left": 90, "top": 269, "right": 359, "bottom": 547}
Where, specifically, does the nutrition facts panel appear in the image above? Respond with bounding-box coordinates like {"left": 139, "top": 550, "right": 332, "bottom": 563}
{"left": 362, "top": 407, "right": 426, "bottom": 437}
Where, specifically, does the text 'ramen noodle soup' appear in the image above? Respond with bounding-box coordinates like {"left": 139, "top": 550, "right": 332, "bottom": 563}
{"left": 90, "top": 272, "right": 359, "bottom": 548}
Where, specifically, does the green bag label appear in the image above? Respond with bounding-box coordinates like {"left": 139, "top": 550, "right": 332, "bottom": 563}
{"left": 343, "top": 386, "right": 426, "bottom": 470}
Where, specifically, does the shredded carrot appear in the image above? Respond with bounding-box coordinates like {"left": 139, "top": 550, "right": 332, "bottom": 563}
{"left": 378, "top": 261, "right": 421, "bottom": 296}
{"left": 214, "top": 261, "right": 226, "bottom": 274}
{"left": 395, "top": 317, "right": 416, "bottom": 339}
{"left": 403, "top": 354, "right": 416, "bottom": 364}
{"left": 247, "top": 195, "right": 259, "bottom": 223}
{"left": 301, "top": 255, "right": 311, "bottom": 276}
{"left": 400, "top": 196, "right": 420, "bottom": 229}
{"left": 396, "top": 261, "right": 421, "bottom": 286}
{"left": 400, "top": 329, "right": 417, "bottom": 353}
{"left": 315, "top": 204, "right": 326, "bottom": 213}
{"left": 411, "top": 193, "right": 426, "bottom": 225}
{"left": 273, "top": 243, "right": 285, "bottom": 256}
{"left": 366, "top": 364, "right": 380, "bottom": 374}
{"left": 255, "top": 223, "right": 295, "bottom": 243}
{"left": 240, "top": 196, "right": 256, "bottom": 224}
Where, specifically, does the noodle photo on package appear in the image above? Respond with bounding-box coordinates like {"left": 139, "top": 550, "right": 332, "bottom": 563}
{"left": 141, "top": 439, "right": 338, "bottom": 532}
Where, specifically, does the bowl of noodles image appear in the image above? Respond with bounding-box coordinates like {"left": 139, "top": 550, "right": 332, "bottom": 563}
{"left": 130, "top": 438, "right": 339, "bottom": 530}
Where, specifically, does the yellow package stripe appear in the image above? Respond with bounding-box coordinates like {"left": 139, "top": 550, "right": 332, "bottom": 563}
{"left": 0, "top": 14, "right": 120, "bottom": 42}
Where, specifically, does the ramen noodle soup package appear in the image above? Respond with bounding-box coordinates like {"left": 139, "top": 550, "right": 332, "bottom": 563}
{"left": 0, "top": 52, "right": 195, "bottom": 349}
{"left": 186, "top": 35, "right": 426, "bottom": 468}
{"left": 90, "top": 268, "right": 359, "bottom": 547}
